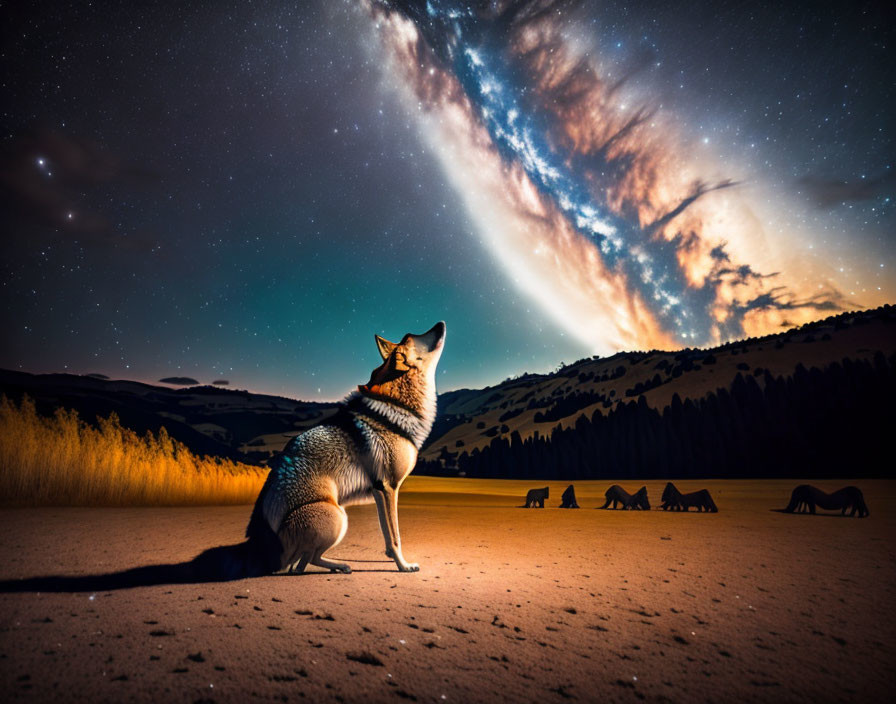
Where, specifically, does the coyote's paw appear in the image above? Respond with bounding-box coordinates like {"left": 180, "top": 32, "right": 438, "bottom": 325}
{"left": 330, "top": 564, "right": 352, "bottom": 574}
{"left": 398, "top": 562, "right": 420, "bottom": 573}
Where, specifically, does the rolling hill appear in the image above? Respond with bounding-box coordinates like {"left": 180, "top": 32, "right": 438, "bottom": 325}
{"left": 0, "top": 371, "right": 337, "bottom": 464}
{"left": 2, "top": 305, "right": 894, "bottom": 479}
{"left": 418, "top": 305, "right": 896, "bottom": 478}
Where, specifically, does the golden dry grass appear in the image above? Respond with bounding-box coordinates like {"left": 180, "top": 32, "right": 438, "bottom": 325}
{"left": 0, "top": 395, "right": 267, "bottom": 506}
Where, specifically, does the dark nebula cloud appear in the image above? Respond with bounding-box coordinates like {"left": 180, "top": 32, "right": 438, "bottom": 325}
{"left": 799, "top": 172, "right": 896, "bottom": 209}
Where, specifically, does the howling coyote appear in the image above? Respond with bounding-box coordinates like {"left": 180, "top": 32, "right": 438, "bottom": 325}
{"left": 242, "top": 322, "right": 446, "bottom": 574}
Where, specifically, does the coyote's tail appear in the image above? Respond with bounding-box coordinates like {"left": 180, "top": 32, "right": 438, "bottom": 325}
{"left": 191, "top": 539, "right": 278, "bottom": 580}
{"left": 188, "top": 492, "right": 283, "bottom": 579}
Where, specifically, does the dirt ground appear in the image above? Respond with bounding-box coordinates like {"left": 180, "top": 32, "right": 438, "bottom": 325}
{"left": 1, "top": 478, "right": 893, "bottom": 703}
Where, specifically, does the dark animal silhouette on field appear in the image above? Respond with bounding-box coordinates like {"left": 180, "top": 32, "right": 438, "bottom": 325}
{"left": 559, "top": 484, "right": 579, "bottom": 508}
{"left": 599, "top": 485, "right": 650, "bottom": 510}
{"left": 524, "top": 487, "right": 549, "bottom": 508}
{"left": 779, "top": 484, "right": 869, "bottom": 517}
{"left": 660, "top": 482, "right": 718, "bottom": 512}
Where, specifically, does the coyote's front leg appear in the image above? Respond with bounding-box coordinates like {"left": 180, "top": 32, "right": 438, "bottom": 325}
{"left": 374, "top": 485, "right": 418, "bottom": 572}
{"left": 372, "top": 490, "right": 396, "bottom": 559}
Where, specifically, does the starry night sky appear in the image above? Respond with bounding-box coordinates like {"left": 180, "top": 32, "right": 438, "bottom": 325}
{"left": 2, "top": 1, "right": 893, "bottom": 399}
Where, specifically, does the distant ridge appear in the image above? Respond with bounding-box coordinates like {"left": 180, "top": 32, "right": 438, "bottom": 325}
{"left": 1, "top": 305, "right": 893, "bottom": 478}
{"left": 0, "top": 369, "right": 337, "bottom": 465}
{"left": 417, "top": 305, "right": 896, "bottom": 480}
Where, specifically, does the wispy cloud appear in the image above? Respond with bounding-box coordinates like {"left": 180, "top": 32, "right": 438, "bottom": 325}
{"left": 799, "top": 172, "right": 895, "bottom": 209}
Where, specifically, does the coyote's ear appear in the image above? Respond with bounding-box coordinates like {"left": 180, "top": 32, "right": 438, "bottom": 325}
{"left": 374, "top": 334, "right": 397, "bottom": 360}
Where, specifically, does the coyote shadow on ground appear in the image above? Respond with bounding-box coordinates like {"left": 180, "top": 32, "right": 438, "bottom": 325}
{"left": 0, "top": 544, "right": 390, "bottom": 593}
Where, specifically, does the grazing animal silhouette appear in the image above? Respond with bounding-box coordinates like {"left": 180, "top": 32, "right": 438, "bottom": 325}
{"left": 660, "top": 482, "right": 718, "bottom": 512}
{"left": 559, "top": 484, "right": 579, "bottom": 508}
{"left": 781, "top": 484, "right": 869, "bottom": 517}
{"left": 599, "top": 485, "right": 650, "bottom": 510}
{"left": 524, "top": 487, "right": 549, "bottom": 508}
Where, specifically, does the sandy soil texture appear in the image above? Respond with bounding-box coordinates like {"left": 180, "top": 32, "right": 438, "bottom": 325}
{"left": 1, "top": 478, "right": 894, "bottom": 703}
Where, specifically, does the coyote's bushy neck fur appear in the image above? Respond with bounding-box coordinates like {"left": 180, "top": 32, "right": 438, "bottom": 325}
{"left": 346, "top": 388, "right": 437, "bottom": 450}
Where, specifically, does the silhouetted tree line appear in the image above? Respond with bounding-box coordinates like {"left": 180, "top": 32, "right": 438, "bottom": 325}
{"left": 534, "top": 389, "right": 607, "bottom": 422}
{"left": 624, "top": 373, "right": 666, "bottom": 397}
{"left": 417, "top": 352, "right": 895, "bottom": 480}
{"left": 498, "top": 407, "right": 525, "bottom": 423}
{"left": 426, "top": 413, "right": 470, "bottom": 444}
{"left": 525, "top": 395, "right": 554, "bottom": 411}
